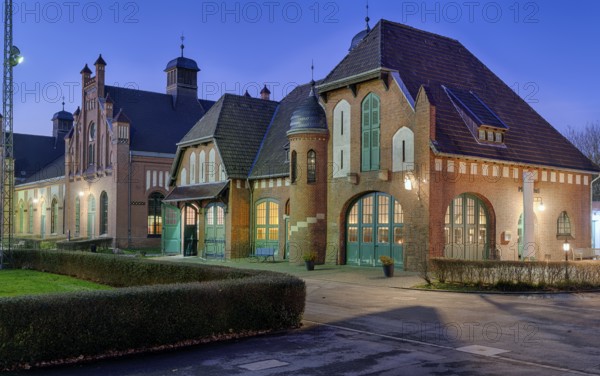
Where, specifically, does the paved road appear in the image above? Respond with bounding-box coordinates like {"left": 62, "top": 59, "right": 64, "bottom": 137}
{"left": 14, "top": 277, "right": 600, "bottom": 375}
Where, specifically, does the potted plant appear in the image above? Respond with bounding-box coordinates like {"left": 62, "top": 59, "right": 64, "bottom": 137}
{"left": 379, "top": 255, "right": 394, "bottom": 277}
{"left": 303, "top": 251, "right": 317, "bottom": 271}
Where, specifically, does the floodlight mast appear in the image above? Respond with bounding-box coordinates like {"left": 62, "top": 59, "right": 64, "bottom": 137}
{"left": 1, "top": 0, "right": 16, "bottom": 269}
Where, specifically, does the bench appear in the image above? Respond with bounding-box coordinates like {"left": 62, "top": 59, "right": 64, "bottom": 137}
{"left": 250, "top": 247, "right": 276, "bottom": 262}
{"left": 574, "top": 248, "right": 600, "bottom": 260}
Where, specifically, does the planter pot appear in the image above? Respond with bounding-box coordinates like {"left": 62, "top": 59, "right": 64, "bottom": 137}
{"left": 382, "top": 264, "right": 394, "bottom": 278}
{"left": 305, "top": 260, "right": 315, "bottom": 271}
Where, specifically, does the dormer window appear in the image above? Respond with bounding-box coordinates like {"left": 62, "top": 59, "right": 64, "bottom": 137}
{"left": 444, "top": 86, "right": 509, "bottom": 147}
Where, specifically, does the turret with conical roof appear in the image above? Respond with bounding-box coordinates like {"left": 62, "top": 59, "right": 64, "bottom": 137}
{"left": 349, "top": 3, "right": 371, "bottom": 51}
{"left": 287, "top": 76, "right": 329, "bottom": 265}
{"left": 51, "top": 101, "right": 74, "bottom": 139}
{"left": 94, "top": 54, "right": 106, "bottom": 97}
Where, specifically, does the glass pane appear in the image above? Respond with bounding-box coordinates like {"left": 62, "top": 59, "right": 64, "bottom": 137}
{"left": 348, "top": 204, "right": 358, "bottom": 225}
{"left": 378, "top": 227, "right": 389, "bottom": 243}
{"left": 269, "top": 202, "right": 279, "bottom": 225}
{"left": 268, "top": 228, "right": 278, "bottom": 241}
{"left": 467, "top": 228, "right": 475, "bottom": 244}
{"left": 217, "top": 207, "right": 224, "bottom": 225}
{"left": 454, "top": 197, "right": 462, "bottom": 224}
{"left": 467, "top": 198, "right": 475, "bottom": 225}
{"left": 394, "top": 200, "right": 403, "bottom": 224}
{"left": 454, "top": 228, "right": 463, "bottom": 244}
{"left": 445, "top": 207, "right": 450, "bottom": 225}
{"left": 378, "top": 195, "right": 389, "bottom": 224}
{"left": 206, "top": 207, "right": 214, "bottom": 225}
{"left": 256, "top": 203, "right": 266, "bottom": 225}
{"left": 444, "top": 226, "right": 450, "bottom": 244}
{"left": 394, "top": 227, "right": 404, "bottom": 244}
{"left": 256, "top": 228, "right": 266, "bottom": 240}
{"left": 362, "top": 196, "right": 373, "bottom": 224}
{"left": 479, "top": 206, "right": 487, "bottom": 225}
{"left": 362, "top": 227, "right": 373, "bottom": 243}
{"left": 479, "top": 227, "right": 486, "bottom": 244}
{"left": 348, "top": 227, "right": 358, "bottom": 242}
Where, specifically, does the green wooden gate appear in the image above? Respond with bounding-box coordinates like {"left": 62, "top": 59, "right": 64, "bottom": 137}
{"left": 204, "top": 203, "right": 225, "bottom": 258}
{"left": 162, "top": 203, "right": 181, "bottom": 255}
{"left": 346, "top": 193, "right": 403, "bottom": 267}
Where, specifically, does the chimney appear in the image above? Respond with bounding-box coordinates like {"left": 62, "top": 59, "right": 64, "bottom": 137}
{"left": 260, "top": 84, "right": 271, "bottom": 100}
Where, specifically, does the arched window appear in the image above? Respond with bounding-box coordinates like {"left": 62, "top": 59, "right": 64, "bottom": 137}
{"left": 444, "top": 193, "right": 490, "bottom": 260}
{"left": 18, "top": 201, "right": 24, "bottom": 233}
{"left": 100, "top": 192, "right": 108, "bottom": 235}
{"left": 333, "top": 100, "right": 351, "bottom": 178}
{"left": 307, "top": 150, "right": 316, "bottom": 183}
{"left": 180, "top": 168, "right": 187, "bottom": 186}
{"left": 87, "top": 194, "right": 96, "bottom": 238}
{"left": 75, "top": 196, "right": 80, "bottom": 236}
{"left": 208, "top": 149, "right": 216, "bottom": 182}
{"left": 361, "top": 93, "right": 380, "bottom": 171}
{"left": 392, "top": 127, "right": 415, "bottom": 172}
{"left": 148, "top": 192, "right": 165, "bottom": 236}
{"left": 50, "top": 198, "right": 58, "bottom": 234}
{"left": 190, "top": 152, "right": 196, "bottom": 184}
{"left": 291, "top": 150, "right": 297, "bottom": 183}
{"left": 28, "top": 201, "right": 33, "bottom": 234}
{"left": 557, "top": 211, "right": 572, "bottom": 237}
{"left": 255, "top": 199, "right": 279, "bottom": 250}
{"left": 199, "top": 150, "right": 206, "bottom": 183}
{"left": 88, "top": 121, "right": 96, "bottom": 166}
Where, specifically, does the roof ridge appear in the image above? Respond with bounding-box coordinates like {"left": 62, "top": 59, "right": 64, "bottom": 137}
{"left": 380, "top": 19, "right": 460, "bottom": 42}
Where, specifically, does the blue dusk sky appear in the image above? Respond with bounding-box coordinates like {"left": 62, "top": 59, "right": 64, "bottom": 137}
{"left": 9, "top": 0, "right": 600, "bottom": 136}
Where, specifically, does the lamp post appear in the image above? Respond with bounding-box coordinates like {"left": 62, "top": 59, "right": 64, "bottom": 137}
{"left": 563, "top": 239, "right": 570, "bottom": 281}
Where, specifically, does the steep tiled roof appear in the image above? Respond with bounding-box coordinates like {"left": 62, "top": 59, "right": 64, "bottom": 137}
{"left": 322, "top": 20, "right": 599, "bottom": 172}
{"left": 19, "top": 155, "right": 65, "bottom": 185}
{"left": 105, "top": 85, "right": 214, "bottom": 154}
{"left": 13, "top": 133, "right": 64, "bottom": 183}
{"left": 250, "top": 83, "right": 316, "bottom": 179}
{"left": 178, "top": 94, "right": 278, "bottom": 179}
{"left": 164, "top": 181, "right": 228, "bottom": 202}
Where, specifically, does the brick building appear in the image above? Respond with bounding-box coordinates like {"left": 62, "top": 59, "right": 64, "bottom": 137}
{"left": 166, "top": 20, "right": 599, "bottom": 269}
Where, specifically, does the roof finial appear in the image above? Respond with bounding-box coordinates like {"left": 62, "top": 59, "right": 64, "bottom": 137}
{"left": 310, "top": 60, "right": 315, "bottom": 87}
{"left": 365, "top": 0, "right": 371, "bottom": 32}
{"left": 61, "top": 97, "right": 65, "bottom": 111}
{"left": 180, "top": 33, "right": 185, "bottom": 57}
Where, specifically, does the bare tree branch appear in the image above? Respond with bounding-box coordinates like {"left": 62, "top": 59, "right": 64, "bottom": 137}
{"left": 565, "top": 121, "right": 600, "bottom": 201}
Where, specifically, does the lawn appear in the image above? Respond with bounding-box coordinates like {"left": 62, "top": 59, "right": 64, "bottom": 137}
{"left": 0, "top": 270, "right": 112, "bottom": 297}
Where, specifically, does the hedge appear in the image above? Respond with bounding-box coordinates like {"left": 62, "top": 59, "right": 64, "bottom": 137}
{"left": 0, "top": 250, "right": 306, "bottom": 370}
{"left": 430, "top": 258, "right": 600, "bottom": 289}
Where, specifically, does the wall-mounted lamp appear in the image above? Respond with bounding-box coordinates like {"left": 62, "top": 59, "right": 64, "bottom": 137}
{"left": 404, "top": 175, "right": 413, "bottom": 191}
{"left": 78, "top": 191, "right": 84, "bottom": 197}
{"left": 33, "top": 198, "right": 39, "bottom": 204}
{"left": 533, "top": 197, "right": 545, "bottom": 211}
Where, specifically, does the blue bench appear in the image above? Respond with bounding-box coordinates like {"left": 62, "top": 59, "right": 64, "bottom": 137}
{"left": 250, "top": 247, "right": 276, "bottom": 262}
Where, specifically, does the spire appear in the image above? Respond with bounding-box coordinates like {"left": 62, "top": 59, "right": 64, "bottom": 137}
{"left": 180, "top": 34, "right": 185, "bottom": 57}
{"left": 244, "top": 90, "right": 251, "bottom": 98}
{"left": 365, "top": 0, "right": 371, "bottom": 32}
{"left": 94, "top": 54, "right": 106, "bottom": 66}
{"left": 309, "top": 61, "right": 316, "bottom": 97}
{"left": 80, "top": 64, "right": 92, "bottom": 75}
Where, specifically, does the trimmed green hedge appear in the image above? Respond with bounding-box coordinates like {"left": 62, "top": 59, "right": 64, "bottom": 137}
{"left": 430, "top": 258, "right": 600, "bottom": 289}
{"left": 0, "top": 250, "right": 305, "bottom": 370}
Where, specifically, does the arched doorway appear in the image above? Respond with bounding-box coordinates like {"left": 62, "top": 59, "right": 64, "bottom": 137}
{"left": 183, "top": 205, "right": 198, "bottom": 256}
{"left": 444, "top": 193, "right": 491, "bottom": 260}
{"left": 204, "top": 203, "right": 225, "bottom": 258}
{"left": 346, "top": 192, "right": 404, "bottom": 267}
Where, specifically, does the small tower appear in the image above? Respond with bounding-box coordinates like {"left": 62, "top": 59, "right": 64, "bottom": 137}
{"left": 51, "top": 100, "right": 74, "bottom": 140}
{"left": 164, "top": 35, "right": 200, "bottom": 105}
{"left": 287, "top": 73, "right": 329, "bottom": 264}
{"left": 94, "top": 54, "right": 107, "bottom": 98}
{"left": 260, "top": 85, "right": 271, "bottom": 100}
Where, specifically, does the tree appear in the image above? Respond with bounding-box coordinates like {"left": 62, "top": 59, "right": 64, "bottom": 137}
{"left": 565, "top": 121, "right": 600, "bottom": 201}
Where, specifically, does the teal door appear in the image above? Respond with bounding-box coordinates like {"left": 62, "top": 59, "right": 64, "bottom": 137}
{"left": 162, "top": 204, "right": 181, "bottom": 255}
{"left": 444, "top": 194, "right": 489, "bottom": 260}
{"left": 346, "top": 193, "right": 403, "bottom": 267}
{"left": 204, "top": 203, "right": 225, "bottom": 258}
{"left": 254, "top": 200, "right": 280, "bottom": 253}
{"left": 183, "top": 205, "right": 198, "bottom": 256}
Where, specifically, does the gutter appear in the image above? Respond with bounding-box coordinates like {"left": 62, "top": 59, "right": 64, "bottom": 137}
{"left": 316, "top": 68, "right": 388, "bottom": 93}
{"left": 429, "top": 142, "right": 600, "bottom": 175}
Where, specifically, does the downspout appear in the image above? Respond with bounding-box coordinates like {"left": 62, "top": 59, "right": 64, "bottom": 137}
{"left": 128, "top": 150, "right": 132, "bottom": 248}
{"left": 247, "top": 177, "right": 254, "bottom": 257}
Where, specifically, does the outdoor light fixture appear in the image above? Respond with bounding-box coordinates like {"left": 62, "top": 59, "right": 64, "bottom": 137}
{"left": 404, "top": 175, "right": 412, "bottom": 190}
{"left": 78, "top": 191, "right": 84, "bottom": 197}
{"left": 563, "top": 239, "right": 570, "bottom": 261}
{"left": 33, "top": 198, "right": 38, "bottom": 204}
{"left": 533, "top": 197, "right": 545, "bottom": 211}
{"left": 9, "top": 45, "right": 23, "bottom": 66}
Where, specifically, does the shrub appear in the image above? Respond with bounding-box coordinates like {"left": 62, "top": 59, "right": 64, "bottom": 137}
{"left": 0, "top": 250, "right": 305, "bottom": 370}
{"left": 429, "top": 258, "right": 600, "bottom": 289}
